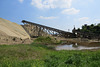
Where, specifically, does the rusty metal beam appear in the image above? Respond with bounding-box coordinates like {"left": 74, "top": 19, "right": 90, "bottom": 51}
{"left": 22, "top": 20, "right": 72, "bottom": 38}
{"left": 22, "top": 20, "right": 70, "bottom": 34}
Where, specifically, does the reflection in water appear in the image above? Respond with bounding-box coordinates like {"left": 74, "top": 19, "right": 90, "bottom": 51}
{"left": 56, "top": 43, "right": 100, "bottom": 50}
{"left": 72, "top": 43, "right": 78, "bottom": 47}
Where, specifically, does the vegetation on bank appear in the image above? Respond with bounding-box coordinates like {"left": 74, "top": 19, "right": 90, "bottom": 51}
{"left": 34, "top": 36, "right": 62, "bottom": 45}
{"left": 0, "top": 43, "right": 100, "bottom": 67}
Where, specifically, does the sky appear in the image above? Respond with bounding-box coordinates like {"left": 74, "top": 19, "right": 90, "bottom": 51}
{"left": 0, "top": 0, "right": 100, "bottom": 32}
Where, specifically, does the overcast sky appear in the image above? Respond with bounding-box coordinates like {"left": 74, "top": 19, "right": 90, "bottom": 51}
{"left": 0, "top": 0, "right": 100, "bottom": 32}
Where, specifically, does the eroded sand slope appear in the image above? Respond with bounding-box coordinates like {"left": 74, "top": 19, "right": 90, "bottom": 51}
{"left": 0, "top": 18, "right": 30, "bottom": 39}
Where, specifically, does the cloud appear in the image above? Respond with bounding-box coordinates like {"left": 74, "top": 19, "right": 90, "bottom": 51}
{"left": 19, "top": 0, "right": 24, "bottom": 3}
{"left": 31, "top": 0, "right": 72, "bottom": 9}
{"left": 74, "top": 0, "right": 94, "bottom": 4}
{"left": 39, "top": 16, "right": 57, "bottom": 19}
{"left": 95, "top": 19, "right": 100, "bottom": 22}
{"left": 79, "top": 17, "right": 89, "bottom": 21}
{"left": 61, "top": 8, "right": 80, "bottom": 15}
{"left": 84, "top": 21, "right": 90, "bottom": 23}
{"left": 78, "top": 17, "right": 100, "bottom": 23}
{"left": 78, "top": 17, "right": 90, "bottom": 23}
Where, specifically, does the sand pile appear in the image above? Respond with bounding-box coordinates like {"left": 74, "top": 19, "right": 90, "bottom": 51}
{"left": 0, "top": 18, "right": 32, "bottom": 45}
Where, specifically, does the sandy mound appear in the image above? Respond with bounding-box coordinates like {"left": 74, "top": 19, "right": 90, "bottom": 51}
{"left": 0, "top": 18, "right": 30, "bottom": 39}
{"left": 0, "top": 18, "right": 32, "bottom": 45}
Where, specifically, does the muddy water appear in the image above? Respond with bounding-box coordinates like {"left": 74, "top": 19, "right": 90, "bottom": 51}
{"left": 55, "top": 43, "right": 100, "bottom": 50}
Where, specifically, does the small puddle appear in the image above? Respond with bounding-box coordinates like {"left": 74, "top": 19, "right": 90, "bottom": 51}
{"left": 55, "top": 43, "right": 100, "bottom": 50}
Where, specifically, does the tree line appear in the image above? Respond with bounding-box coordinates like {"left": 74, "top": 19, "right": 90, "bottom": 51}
{"left": 73, "top": 23, "right": 100, "bottom": 39}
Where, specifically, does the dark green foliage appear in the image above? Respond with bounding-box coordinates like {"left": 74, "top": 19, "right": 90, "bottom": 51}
{"left": 81, "top": 24, "right": 100, "bottom": 34}
{"left": 75, "top": 23, "right": 100, "bottom": 38}
{"left": 65, "top": 54, "right": 81, "bottom": 66}
{"left": 44, "top": 55, "right": 60, "bottom": 67}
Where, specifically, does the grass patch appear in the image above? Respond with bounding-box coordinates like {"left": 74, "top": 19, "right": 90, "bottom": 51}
{"left": 0, "top": 44, "right": 100, "bottom": 67}
{"left": 34, "top": 36, "right": 62, "bottom": 45}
